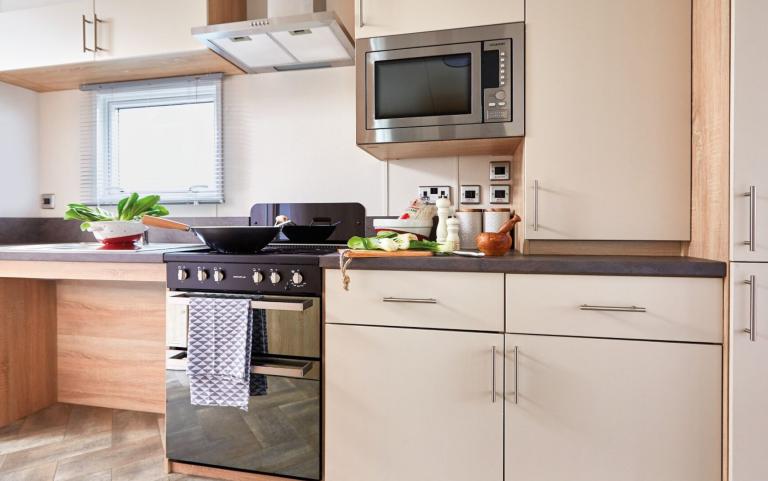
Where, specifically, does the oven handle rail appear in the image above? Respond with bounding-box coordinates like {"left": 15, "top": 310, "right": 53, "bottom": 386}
{"left": 166, "top": 350, "right": 314, "bottom": 379}
{"left": 167, "top": 293, "right": 313, "bottom": 312}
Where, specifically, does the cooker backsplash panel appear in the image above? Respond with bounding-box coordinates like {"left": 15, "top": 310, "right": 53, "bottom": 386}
{"left": 31, "top": 67, "right": 513, "bottom": 219}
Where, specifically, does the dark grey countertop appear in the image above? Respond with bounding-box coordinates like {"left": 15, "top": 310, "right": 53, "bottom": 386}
{"left": 319, "top": 252, "right": 727, "bottom": 278}
{"left": 0, "top": 243, "right": 207, "bottom": 263}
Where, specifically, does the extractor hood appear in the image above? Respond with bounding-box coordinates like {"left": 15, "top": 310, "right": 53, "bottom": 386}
{"left": 192, "top": 0, "right": 354, "bottom": 74}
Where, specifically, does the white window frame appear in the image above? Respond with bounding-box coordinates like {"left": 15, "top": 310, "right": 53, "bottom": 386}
{"left": 81, "top": 74, "right": 224, "bottom": 205}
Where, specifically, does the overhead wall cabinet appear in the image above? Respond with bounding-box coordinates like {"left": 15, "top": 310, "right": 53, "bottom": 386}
{"left": 353, "top": 0, "right": 523, "bottom": 39}
{"left": 523, "top": 0, "right": 692, "bottom": 241}
{"left": 0, "top": 0, "right": 241, "bottom": 91}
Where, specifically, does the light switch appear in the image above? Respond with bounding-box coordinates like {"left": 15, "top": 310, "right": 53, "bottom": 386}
{"left": 489, "top": 185, "right": 510, "bottom": 204}
{"left": 489, "top": 161, "right": 511, "bottom": 181}
{"left": 460, "top": 185, "right": 481, "bottom": 204}
{"left": 41, "top": 193, "right": 55, "bottom": 209}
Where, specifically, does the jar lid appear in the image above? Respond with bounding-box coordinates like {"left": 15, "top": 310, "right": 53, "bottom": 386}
{"left": 487, "top": 208, "right": 511, "bottom": 212}
{"left": 458, "top": 208, "right": 483, "bottom": 212}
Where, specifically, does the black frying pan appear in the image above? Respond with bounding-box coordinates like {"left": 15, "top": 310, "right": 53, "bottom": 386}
{"left": 277, "top": 217, "right": 341, "bottom": 243}
{"left": 142, "top": 216, "right": 279, "bottom": 254}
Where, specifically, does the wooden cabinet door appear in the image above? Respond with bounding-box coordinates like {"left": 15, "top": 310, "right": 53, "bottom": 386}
{"left": 732, "top": 0, "right": 768, "bottom": 261}
{"left": 0, "top": 1, "right": 94, "bottom": 71}
{"left": 524, "top": 0, "right": 691, "bottom": 240}
{"left": 505, "top": 334, "right": 722, "bottom": 481}
{"left": 354, "top": 0, "right": 523, "bottom": 39}
{"left": 94, "top": 0, "right": 206, "bottom": 61}
{"left": 325, "top": 324, "right": 504, "bottom": 481}
{"left": 730, "top": 262, "right": 768, "bottom": 481}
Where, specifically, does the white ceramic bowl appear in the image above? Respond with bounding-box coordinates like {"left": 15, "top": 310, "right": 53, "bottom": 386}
{"left": 373, "top": 218, "right": 434, "bottom": 239}
{"left": 88, "top": 221, "right": 147, "bottom": 245}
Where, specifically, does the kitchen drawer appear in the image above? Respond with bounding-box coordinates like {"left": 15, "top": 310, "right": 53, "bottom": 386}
{"left": 325, "top": 270, "right": 504, "bottom": 331}
{"left": 505, "top": 274, "right": 723, "bottom": 343}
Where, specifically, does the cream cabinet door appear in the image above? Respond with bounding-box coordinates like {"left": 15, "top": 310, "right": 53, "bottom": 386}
{"left": 732, "top": 0, "right": 768, "bottom": 261}
{"left": 93, "top": 0, "right": 206, "bottom": 61}
{"left": 354, "top": 0, "right": 523, "bottom": 39}
{"left": 325, "top": 325, "right": 503, "bottom": 481}
{"left": 0, "top": 1, "right": 94, "bottom": 71}
{"left": 505, "top": 334, "right": 722, "bottom": 481}
{"left": 730, "top": 262, "right": 768, "bottom": 481}
{"left": 524, "top": 0, "right": 691, "bottom": 240}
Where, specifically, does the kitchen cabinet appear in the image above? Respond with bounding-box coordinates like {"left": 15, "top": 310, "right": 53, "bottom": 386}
{"left": 325, "top": 324, "right": 504, "bottom": 481}
{"left": 524, "top": 0, "right": 691, "bottom": 240}
{"left": 730, "top": 262, "right": 768, "bottom": 481}
{"left": 354, "top": 0, "right": 523, "bottom": 39}
{"left": 505, "top": 334, "right": 722, "bottom": 481}
{"left": 0, "top": 1, "right": 94, "bottom": 71}
{"left": 0, "top": 0, "right": 206, "bottom": 72}
{"left": 732, "top": 0, "right": 768, "bottom": 261}
{"left": 93, "top": 0, "right": 206, "bottom": 61}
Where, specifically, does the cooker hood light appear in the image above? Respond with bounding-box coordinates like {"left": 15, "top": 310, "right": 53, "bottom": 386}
{"left": 192, "top": 0, "right": 353, "bottom": 74}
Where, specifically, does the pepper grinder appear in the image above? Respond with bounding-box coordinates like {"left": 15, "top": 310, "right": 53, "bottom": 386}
{"left": 435, "top": 195, "right": 451, "bottom": 242}
{"left": 444, "top": 217, "right": 460, "bottom": 252}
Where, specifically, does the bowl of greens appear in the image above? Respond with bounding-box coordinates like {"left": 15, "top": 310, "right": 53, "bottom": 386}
{"left": 64, "top": 193, "right": 169, "bottom": 248}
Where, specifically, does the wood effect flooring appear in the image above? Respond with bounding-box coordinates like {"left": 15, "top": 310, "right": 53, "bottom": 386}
{"left": 0, "top": 404, "right": 218, "bottom": 481}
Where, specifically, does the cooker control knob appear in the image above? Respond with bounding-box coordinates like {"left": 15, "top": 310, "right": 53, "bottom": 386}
{"left": 197, "top": 269, "right": 208, "bottom": 282}
{"left": 291, "top": 271, "right": 304, "bottom": 284}
{"left": 213, "top": 270, "right": 225, "bottom": 282}
{"left": 495, "top": 91, "right": 506, "bottom": 100}
{"left": 269, "top": 271, "right": 281, "bottom": 284}
{"left": 177, "top": 268, "right": 189, "bottom": 281}
{"left": 252, "top": 271, "right": 264, "bottom": 284}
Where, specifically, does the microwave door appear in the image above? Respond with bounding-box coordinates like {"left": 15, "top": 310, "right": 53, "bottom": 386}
{"left": 366, "top": 43, "right": 483, "bottom": 130}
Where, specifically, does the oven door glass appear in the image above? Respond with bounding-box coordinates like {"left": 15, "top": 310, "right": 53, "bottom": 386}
{"left": 166, "top": 293, "right": 321, "bottom": 359}
{"left": 166, "top": 357, "right": 321, "bottom": 480}
{"left": 366, "top": 42, "right": 482, "bottom": 129}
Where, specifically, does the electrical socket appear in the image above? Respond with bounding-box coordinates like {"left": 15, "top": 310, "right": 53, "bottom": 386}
{"left": 417, "top": 186, "right": 452, "bottom": 204}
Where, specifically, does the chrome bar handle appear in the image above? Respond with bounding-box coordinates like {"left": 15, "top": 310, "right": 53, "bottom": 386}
{"left": 744, "top": 275, "right": 756, "bottom": 342}
{"left": 512, "top": 346, "right": 519, "bottom": 405}
{"left": 382, "top": 297, "right": 437, "bottom": 304}
{"left": 491, "top": 346, "right": 497, "bottom": 403}
{"left": 82, "top": 15, "right": 94, "bottom": 52}
{"left": 579, "top": 304, "right": 647, "bottom": 313}
{"left": 93, "top": 14, "right": 105, "bottom": 52}
{"left": 358, "top": 0, "right": 364, "bottom": 28}
{"left": 533, "top": 180, "right": 540, "bottom": 231}
{"left": 744, "top": 186, "right": 756, "bottom": 252}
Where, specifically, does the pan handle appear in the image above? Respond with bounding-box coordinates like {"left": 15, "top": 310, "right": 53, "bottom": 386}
{"left": 142, "top": 215, "right": 191, "bottom": 232}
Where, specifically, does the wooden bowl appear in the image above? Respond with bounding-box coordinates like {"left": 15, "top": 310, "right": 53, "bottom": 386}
{"left": 475, "top": 214, "right": 521, "bottom": 256}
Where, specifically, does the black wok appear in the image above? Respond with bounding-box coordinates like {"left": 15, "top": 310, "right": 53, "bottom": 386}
{"left": 278, "top": 217, "right": 341, "bottom": 243}
{"left": 142, "top": 216, "right": 279, "bottom": 254}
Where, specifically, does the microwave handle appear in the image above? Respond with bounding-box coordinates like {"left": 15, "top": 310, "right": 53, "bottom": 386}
{"left": 358, "top": 0, "right": 364, "bottom": 28}
{"left": 167, "top": 294, "right": 313, "bottom": 312}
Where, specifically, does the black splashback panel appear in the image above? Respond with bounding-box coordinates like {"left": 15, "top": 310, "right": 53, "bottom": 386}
{"left": 250, "top": 203, "right": 365, "bottom": 242}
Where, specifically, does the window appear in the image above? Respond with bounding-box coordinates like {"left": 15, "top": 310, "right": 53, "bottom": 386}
{"left": 81, "top": 74, "right": 223, "bottom": 204}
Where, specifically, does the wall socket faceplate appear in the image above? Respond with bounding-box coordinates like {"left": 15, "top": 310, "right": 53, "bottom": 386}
{"left": 489, "top": 184, "right": 510, "bottom": 204}
{"left": 460, "top": 185, "right": 481, "bottom": 204}
{"left": 41, "top": 193, "right": 55, "bottom": 209}
{"left": 417, "top": 186, "right": 452, "bottom": 204}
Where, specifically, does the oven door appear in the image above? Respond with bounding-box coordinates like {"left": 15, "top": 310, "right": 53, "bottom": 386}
{"left": 366, "top": 42, "right": 482, "bottom": 129}
{"left": 166, "top": 292, "right": 321, "bottom": 359}
{"left": 166, "top": 354, "right": 321, "bottom": 480}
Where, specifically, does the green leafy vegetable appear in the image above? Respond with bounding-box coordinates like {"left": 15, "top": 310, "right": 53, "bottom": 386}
{"left": 63, "top": 193, "right": 169, "bottom": 231}
{"left": 348, "top": 233, "right": 450, "bottom": 253}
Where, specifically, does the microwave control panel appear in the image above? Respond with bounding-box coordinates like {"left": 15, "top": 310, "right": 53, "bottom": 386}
{"left": 482, "top": 39, "right": 512, "bottom": 123}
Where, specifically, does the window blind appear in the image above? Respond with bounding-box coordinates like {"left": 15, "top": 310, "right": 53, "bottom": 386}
{"left": 80, "top": 73, "right": 224, "bottom": 205}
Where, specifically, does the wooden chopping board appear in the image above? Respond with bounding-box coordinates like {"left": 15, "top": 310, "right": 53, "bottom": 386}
{"left": 340, "top": 249, "right": 433, "bottom": 258}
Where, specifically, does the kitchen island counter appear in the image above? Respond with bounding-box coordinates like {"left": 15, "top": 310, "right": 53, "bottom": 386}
{"left": 0, "top": 242, "right": 205, "bottom": 263}
{"left": 320, "top": 252, "right": 727, "bottom": 278}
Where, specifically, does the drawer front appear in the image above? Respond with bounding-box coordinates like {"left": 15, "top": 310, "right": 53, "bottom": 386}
{"left": 505, "top": 274, "right": 722, "bottom": 343}
{"left": 325, "top": 270, "right": 504, "bottom": 331}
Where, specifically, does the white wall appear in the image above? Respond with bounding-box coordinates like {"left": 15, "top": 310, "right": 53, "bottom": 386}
{"left": 0, "top": 81, "right": 38, "bottom": 217}
{"left": 36, "top": 66, "right": 512, "bottom": 218}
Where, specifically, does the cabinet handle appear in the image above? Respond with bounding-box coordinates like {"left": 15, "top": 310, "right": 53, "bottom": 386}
{"left": 533, "top": 180, "right": 540, "bottom": 232}
{"left": 382, "top": 297, "right": 437, "bottom": 304}
{"left": 82, "top": 15, "right": 94, "bottom": 52}
{"left": 744, "top": 275, "right": 756, "bottom": 342}
{"left": 93, "top": 14, "right": 105, "bottom": 52}
{"left": 358, "top": 0, "right": 364, "bottom": 28}
{"left": 491, "top": 346, "right": 497, "bottom": 403}
{"left": 579, "top": 304, "right": 646, "bottom": 313}
{"left": 744, "top": 186, "right": 756, "bottom": 252}
{"left": 512, "top": 346, "right": 519, "bottom": 405}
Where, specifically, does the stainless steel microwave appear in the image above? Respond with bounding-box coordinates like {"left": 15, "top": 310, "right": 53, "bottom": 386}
{"left": 356, "top": 23, "right": 524, "bottom": 146}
